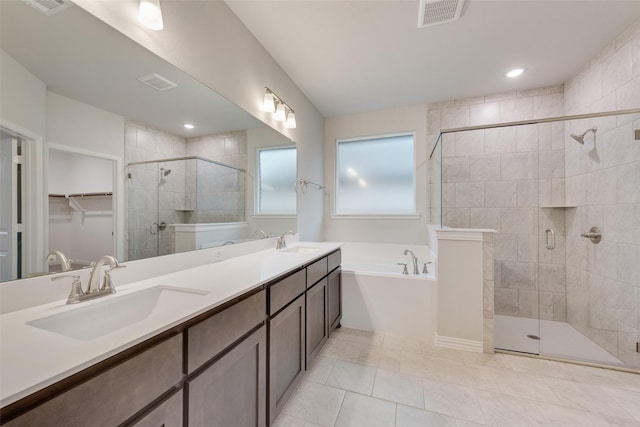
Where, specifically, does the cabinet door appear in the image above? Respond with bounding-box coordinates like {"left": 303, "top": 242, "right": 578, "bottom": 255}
{"left": 328, "top": 268, "right": 342, "bottom": 333}
{"left": 268, "top": 294, "right": 305, "bottom": 425}
{"left": 188, "top": 326, "right": 267, "bottom": 427}
{"left": 130, "top": 391, "right": 183, "bottom": 427}
{"left": 306, "top": 278, "right": 328, "bottom": 365}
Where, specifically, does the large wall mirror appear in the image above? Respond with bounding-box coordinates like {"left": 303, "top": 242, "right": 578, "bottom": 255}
{"left": 0, "top": 1, "right": 296, "bottom": 282}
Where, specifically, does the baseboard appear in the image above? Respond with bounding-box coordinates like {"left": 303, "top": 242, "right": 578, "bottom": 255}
{"left": 434, "top": 334, "right": 483, "bottom": 353}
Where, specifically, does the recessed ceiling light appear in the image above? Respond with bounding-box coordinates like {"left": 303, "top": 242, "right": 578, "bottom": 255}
{"left": 184, "top": 123, "right": 194, "bottom": 129}
{"left": 506, "top": 68, "right": 524, "bottom": 78}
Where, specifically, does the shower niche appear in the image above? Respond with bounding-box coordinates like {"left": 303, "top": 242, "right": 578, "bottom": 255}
{"left": 430, "top": 108, "right": 640, "bottom": 370}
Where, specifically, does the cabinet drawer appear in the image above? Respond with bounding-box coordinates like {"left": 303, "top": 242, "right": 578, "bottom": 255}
{"left": 5, "top": 334, "right": 183, "bottom": 427}
{"left": 131, "top": 391, "right": 183, "bottom": 427}
{"left": 328, "top": 249, "right": 341, "bottom": 273}
{"left": 269, "top": 269, "right": 305, "bottom": 315}
{"left": 188, "top": 290, "right": 266, "bottom": 373}
{"left": 306, "top": 257, "right": 327, "bottom": 288}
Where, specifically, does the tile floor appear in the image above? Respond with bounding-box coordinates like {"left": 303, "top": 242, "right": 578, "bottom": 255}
{"left": 273, "top": 327, "right": 640, "bottom": 427}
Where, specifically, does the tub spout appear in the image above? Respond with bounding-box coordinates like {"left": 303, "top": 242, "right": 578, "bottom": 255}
{"left": 403, "top": 249, "right": 419, "bottom": 275}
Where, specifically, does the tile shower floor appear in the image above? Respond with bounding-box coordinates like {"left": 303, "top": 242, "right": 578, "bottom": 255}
{"left": 274, "top": 327, "right": 640, "bottom": 427}
{"left": 494, "top": 315, "right": 624, "bottom": 366}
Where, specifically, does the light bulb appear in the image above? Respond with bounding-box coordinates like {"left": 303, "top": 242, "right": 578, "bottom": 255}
{"left": 138, "top": 0, "right": 164, "bottom": 31}
{"left": 506, "top": 68, "right": 524, "bottom": 78}
{"left": 285, "top": 110, "right": 297, "bottom": 128}
{"left": 262, "top": 90, "right": 275, "bottom": 113}
{"left": 274, "top": 103, "right": 286, "bottom": 121}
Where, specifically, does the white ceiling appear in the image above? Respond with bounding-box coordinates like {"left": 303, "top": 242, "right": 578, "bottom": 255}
{"left": 227, "top": 0, "right": 640, "bottom": 117}
{"left": 0, "top": 1, "right": 262, "bottom": 138}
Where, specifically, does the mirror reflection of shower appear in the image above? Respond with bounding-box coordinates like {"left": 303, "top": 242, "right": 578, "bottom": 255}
{"left": 570, "top": 126, "right": 597, "bottom": 144}
{"left": 160, "top": 167, "right": 171, "bottom": 181}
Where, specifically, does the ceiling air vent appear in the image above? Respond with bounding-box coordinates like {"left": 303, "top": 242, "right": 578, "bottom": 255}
{"left": 418, "top": 0, "right": 466, "bottom": 28}
{"left": 23, "top": 0, "right": 72, "bottom": 16}
{"left": 137, "top": 73, "right": 178, "bottom": 91}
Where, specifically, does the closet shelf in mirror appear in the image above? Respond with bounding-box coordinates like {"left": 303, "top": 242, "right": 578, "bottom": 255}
{"left": 49, "top": 192, "right": 113, "bottom": 198}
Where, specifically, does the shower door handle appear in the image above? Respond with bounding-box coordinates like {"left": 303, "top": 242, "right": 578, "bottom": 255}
{"left": 150, "top": 222, "right": 167, "bottom": 235}
{"left": 545, "top": 228, "right": 555, "bottom": 250}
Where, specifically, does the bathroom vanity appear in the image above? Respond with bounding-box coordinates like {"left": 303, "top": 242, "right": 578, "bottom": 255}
{"left": 0, "top": 243, "right": 342, "bottom": 427}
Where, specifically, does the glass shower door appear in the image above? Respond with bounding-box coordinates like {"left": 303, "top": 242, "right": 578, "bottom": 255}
{"left": 127, "top": 163, "right": 159, "bottom": 261}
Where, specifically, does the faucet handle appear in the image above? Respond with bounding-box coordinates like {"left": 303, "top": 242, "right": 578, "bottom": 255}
{"left": 422, "top": 262, "right": 433, "bottom": 274}
{"left": 101, "top": 264, "right": 125, "bottom": 292}
{"left": 397, "top": 263, "right": 409, "bottom": 275}
{"left": 52, "top": 275, "right": 84, "bottom": 304}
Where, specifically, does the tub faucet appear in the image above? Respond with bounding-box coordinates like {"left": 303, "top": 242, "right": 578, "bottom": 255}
{"left": 45, "top": 250, "right": 72, "bottom": 272}
{"left": 404, "top": 249, "right": 419, "bottom": 275}
{"left": 276, "top": 230, "right": 295, "bottom": 250}
{"left": 254, "top": 229, "right": 268, "bottom": 239}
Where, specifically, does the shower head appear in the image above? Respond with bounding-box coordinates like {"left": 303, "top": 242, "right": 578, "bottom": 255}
{"left": 160, "top": 168, "right": 172, "bottom": 177}
{"left": 570, "top": 126, "right": 597, "bottom": 144}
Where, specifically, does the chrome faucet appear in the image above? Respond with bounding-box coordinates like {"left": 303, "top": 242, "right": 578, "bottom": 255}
{"left": 52, "top": 255, "right": 124, "bottom": 304}
{"left": 404, "top": 249, "right": 419, "bottom": 275}
{"left": 254, "top": 229, "right": 268, "bottom": 239}
{"left": 45, "top": 250, "right": 72, "bottom": 272}
{"left": 276, "top": 230, "right": 295, "bottom": 250}
{"left": 87, "top": 255, "right": 123, "bottom": 294}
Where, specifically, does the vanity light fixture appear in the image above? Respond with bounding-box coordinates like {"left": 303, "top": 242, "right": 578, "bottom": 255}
{"left": 285, "top": 110, "right": 297, "bottom": 129}
{"left": 262, "top": 89, "right": 276, "bottom": 113}
{"left": 183, "top": 123, "right": 194, "bottom": 129}
{"left": 506, "top": 68, "right": 524, "bottom": 78}
{"left": 138, "top": 0, "right": 164, "bottom": 31}
{"left": 274, "top": 102, "right": 286, "bottom": 122}
{"left": 262, "top": 87, "right": 296, "bottom": 128}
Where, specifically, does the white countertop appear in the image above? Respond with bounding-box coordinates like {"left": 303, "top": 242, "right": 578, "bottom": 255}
{"left": 0, "top": 242, "right": 341, "bottom": 408}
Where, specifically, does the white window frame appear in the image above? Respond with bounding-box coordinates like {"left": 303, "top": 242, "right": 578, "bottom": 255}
{"left": 254, "top": 145, "right": 297, "bottom": 217}
{"left": 334, "top": 132, "right": 417, "bottom": 218}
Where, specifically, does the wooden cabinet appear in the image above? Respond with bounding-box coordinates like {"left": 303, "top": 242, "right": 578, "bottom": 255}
{"left": 4, "top": 334, "right": 183, "bottom": 427}
{"left": 328, "top": 267, "right": 342, "bottom": 333}
{"left": 187, "top": 326, "right": 267, "bottom": 427}
{"left": 268, "top": 294, "right": 305, "bottom": 425}
{"left": 187, "top": 290, "right": 266, "bottom": 373}
{"left": 306, "top": 277, "right": 328, "bottom": 364}
{"left": 130, "top": 391, "right": 183, "bottom": 427}
{"left": 4, "top": 248, "right": 342, "bottom": 427}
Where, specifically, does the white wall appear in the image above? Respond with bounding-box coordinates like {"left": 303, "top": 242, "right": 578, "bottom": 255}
{"left": 324, "top": 104, "right": 429, "bottom": 243}
{"left": 73, "top": 0, "right": 325, "bottom": 241}
{"left": 0, "top": 49, "right": 46, "bottom": 137}
{"left": 46, "top": 92, "right": 125, "bottom": 261}
{"left": 48, "top": 150, "right": 113, "bottom": 194}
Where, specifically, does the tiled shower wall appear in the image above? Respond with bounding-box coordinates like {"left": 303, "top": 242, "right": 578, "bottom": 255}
{"left": 563, "top": 19, "right": 640, "bottom": 366}
{"left": 430, "top": 18, "right": 640, "bottom": 367}
{"left": 125, "top": 123, "right": 247, "bottom": 259}
{"left": 427, "top": 86, "right": 569, "bottom": 322}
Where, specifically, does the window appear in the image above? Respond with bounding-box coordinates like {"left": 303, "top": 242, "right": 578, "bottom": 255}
{"left": 336, "top": 134, "right": 415, "bottom": 215}
{"left": 257, "top": 146, "right": 296, "bottom": 214}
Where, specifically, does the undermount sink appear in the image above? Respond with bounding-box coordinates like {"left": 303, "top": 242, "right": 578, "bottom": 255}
{"left": 279, "top": 246, "right": 321, "bottom": 254}
{"left": 28, "top": 285, "right": 209, "bottom": 341}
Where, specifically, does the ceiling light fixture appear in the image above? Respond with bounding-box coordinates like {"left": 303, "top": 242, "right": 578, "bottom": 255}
{"left": 183, "top": 123, "right": 194, "bottom": 129}
{"left": 138, "top": 0, "right": 164, "bottom": 31}
{"left": 262, "top": 87, "right": 296, "bottom": 128}
{"left": 506, "top": 68, "right": 524, "bottom": 78}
